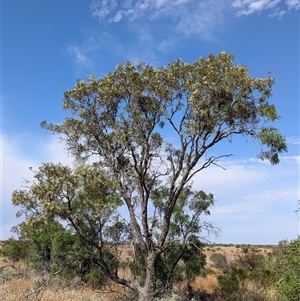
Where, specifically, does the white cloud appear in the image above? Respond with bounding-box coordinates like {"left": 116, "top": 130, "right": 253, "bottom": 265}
{"left": 91, "top": 0, "right": 117, "bottom": 19}
{"left": 280, "top": 155, "right": 300, "bottom": 165}
{"left": 191, "top": 156, "right": 299, "bottom": 243}
{"left": 109, "top": 10, "right": 124, "bottom": 22}
{"left": 232, "top": 0, "right": 282, "bottom": 15}
{"left": 286, "top": 0, "right": 300, "bottom": 9}
{"left": 176, "top": 0, "right": 229, "bottom": 39}
{"left": 1, "top": 133, "right": 74, "bottom": 193}
{"left": 211, "top": 197, "right": 299, "bottom": 244}
{"left": 287, "top": 136, "right": 300, "bottom": 145}
{"left": 231, "top": 0, "right": 299, "bottom": 16}
{"left": 67, "top": 46, "right": 88, "bottom": 64}
{"left": 193, "top": 160, "right": 269, "bottom": 193}
{"left": 90, "top": 0, "right": 231, "bottom": 38}
{"left": 86, "top": 0, "right": 297, "bottom": 64}
{"left": 65, "top": 33, "right": 127, "bottom": 75}
{"left": 268, "top": 9, "right": 286, "bottom": 18}
{"left": 85, "top": 0, "right": 299, "bottom": 64}
{"left": 91, "top": 0, "right": 298, "bottom": 25}
{"left": 249, "top": 155, "right": 300, "bottom": 165}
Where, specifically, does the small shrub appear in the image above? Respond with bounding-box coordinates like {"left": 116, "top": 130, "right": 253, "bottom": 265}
{"left": 209, "top": 253, "right": 228, "bottom": 271}
{"left": 2, "top": 239, "right": 30, "bottom": 262}
{"left": 86, "top": 267, "right": 107, "bottom": 289}
{"left": 215, "top": 251, "right": 274, "bottom": 301}
{"left": 241, "top": 246, "right": 249, "bottom": 254}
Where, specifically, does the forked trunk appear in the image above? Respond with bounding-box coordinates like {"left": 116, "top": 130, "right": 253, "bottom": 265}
{"left": 138, "top": 252, "right": 157, "bottom": 301}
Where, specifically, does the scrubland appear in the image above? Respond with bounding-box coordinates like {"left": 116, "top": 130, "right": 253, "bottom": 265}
{"left": 0, "top": 243, "right": 279, "bottom": 301}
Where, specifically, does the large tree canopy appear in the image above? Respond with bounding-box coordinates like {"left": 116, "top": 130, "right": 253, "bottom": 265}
{"left": 33, "top": 52, "right": 287, "bottom": 300}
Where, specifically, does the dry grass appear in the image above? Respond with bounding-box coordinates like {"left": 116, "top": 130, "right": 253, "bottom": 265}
{"left": 0, "top": 276, "right": 122, "bottom": 301}
{"left": 192, "top": 275, "right": 218, "bottom": 293}
{"left": 0, "top": 244, "right": 273, "bottom": 301}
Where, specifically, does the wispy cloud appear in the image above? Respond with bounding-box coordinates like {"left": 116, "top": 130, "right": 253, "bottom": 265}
{"left": 91, "top": 0, "right": 118, "bottom": 19}
{"left": 91, "top": 0, "right": 299, "bottom": 29}
{"left": 65, "top": 32, "right": 129, "bottom": 76}
{"left": 249, "top": 155, "right": 300, "bottom": 165}
{"left": 193, "top": 161, "right": 269, "bottom": 193}
{"left": 196, "top": 157, "right": 300, "bottom": 244}
{"left": 85, "top": 0, "right": 298, "bottom": 66}
{"left": 280, "top": 155, "right": 300, "bottom": 165}
{"left": 91, "top": 0, "right": 179, "bottom": 22}
{"left": 231, "top": 0, "right": 299, "bottom": 17}
{"left": 66, "top": 45, "right": 94, "bottom": 74}
{"left": 232, "top": 0, "right": 281, "bottom": 15}
{"left": 287, "top": 136, "right": 300, "bottom": 145}
{"left": 286, "top": 0, "right": 300, "bottom": 9}
{"left": 90, "top": 0, "right": 231, "bottom": 39}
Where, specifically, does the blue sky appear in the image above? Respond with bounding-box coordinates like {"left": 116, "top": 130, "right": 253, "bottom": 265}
{"left": 1, "top": 0, "right": 299, "bottom": 244}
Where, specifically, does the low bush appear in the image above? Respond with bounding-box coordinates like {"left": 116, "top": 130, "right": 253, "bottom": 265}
{"left": 2, "top": 239, "right": 31, "bottom": 262}
{"left": 209, "top": 253, "right": 228, "bottom": 272}
{"left": 215, "top": 251, "right": 276, "bottom": 301}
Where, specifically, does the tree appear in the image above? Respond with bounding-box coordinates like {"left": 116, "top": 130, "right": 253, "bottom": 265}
{"left": 12, "top": 164, "right": 126, "bottom": 284}
{"left": 34, "top": 52, "right": 285, "bottom": 300}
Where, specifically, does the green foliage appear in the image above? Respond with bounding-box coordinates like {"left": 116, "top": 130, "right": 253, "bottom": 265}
{"left": 216, "top": 251, "right": 273, "bottom": 301}
{"left": 2, "top": 239, "right": 30, "bottom": 262}
{"left": 85, "top": 266, "right": 107, "bottom": 289}
{"left": 156, "top": 238, "right": 206, "bottom": 292}
{"left": 7, "top": 219, "right": 113, "bottom": 289}
{"left": 273, "top": 237, "right": 300, "bottom": 301}
{"left": 18, "top": 220, "right": 76, "bottom": 272}
{"left": 241, "top": 246, "right": 249, "bottom": 253}
{"left": 42, "top": 52, "right": 286, "bottom": 167}
{"left": 217, "top": 267, "right": 248, "bottom": 300}
{"left": 10, "top": 163, "right": 131, "bottom": 290}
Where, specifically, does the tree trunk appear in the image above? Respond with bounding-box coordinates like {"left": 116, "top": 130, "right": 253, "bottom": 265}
{"left": 138, "top": 252, "right": 157, "bottom": 301}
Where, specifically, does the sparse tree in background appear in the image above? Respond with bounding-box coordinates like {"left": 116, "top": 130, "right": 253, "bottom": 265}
{"left": 13, "top": 52, "right": 286, "bottom": 300}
